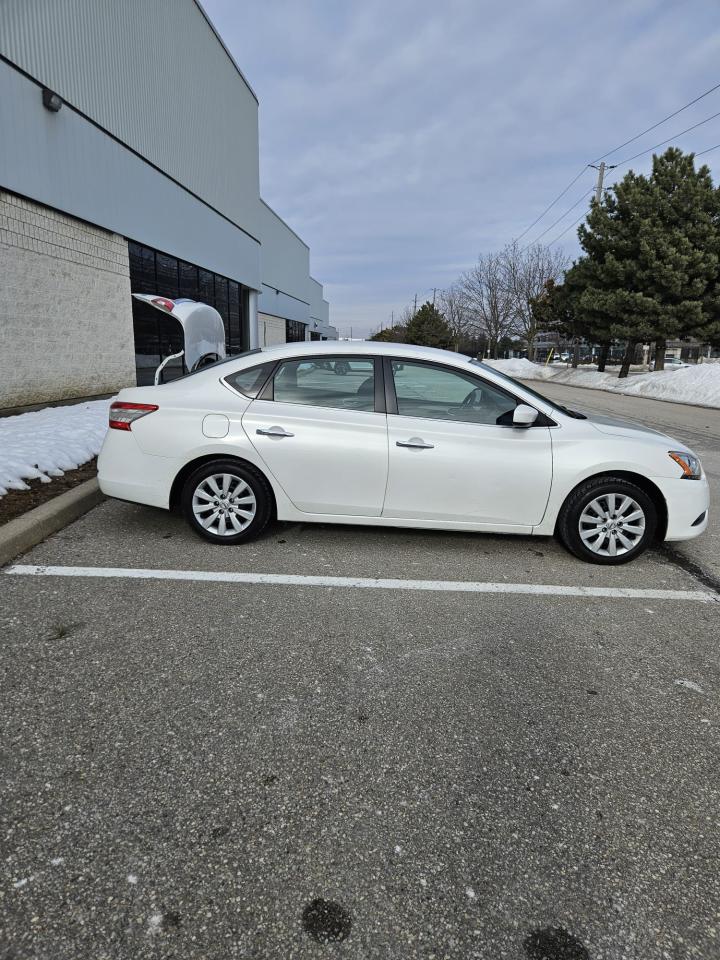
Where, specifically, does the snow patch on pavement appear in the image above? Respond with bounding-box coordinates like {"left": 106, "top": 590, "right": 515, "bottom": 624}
{"left": 485, "top": 359, "right": 720, "bottom": 408}
{"left": 0, "top": 400, "right": 110, "bottom": 496}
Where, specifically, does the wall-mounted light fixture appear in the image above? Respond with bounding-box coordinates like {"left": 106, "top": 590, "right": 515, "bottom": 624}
{"left": 42, "top": 87, "right": 62, "bottom": 112}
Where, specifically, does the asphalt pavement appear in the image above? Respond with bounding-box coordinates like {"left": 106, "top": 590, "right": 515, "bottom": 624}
{"left": 1, "top": 386, "right": 719, "bottom": 960}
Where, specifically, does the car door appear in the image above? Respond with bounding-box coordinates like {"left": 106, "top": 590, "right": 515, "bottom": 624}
{"left": 242, "top": 355, "right": 388, "bottom": 516}
{"left": 382, "top": 358, "right": 553, "bottom": 527}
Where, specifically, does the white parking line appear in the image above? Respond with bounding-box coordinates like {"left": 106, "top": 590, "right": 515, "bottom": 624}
{"left": 4, "top": 564, "right": 718, "bottom": 603}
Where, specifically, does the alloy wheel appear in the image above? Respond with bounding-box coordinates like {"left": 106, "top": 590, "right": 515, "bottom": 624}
{"left": 578, "top": 493, "right": 646, "bottom": 558}
{"left": 191, "top": 473, "right": 257, "bottom": 537}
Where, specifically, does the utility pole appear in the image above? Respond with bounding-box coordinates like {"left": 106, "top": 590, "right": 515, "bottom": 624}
{"left": 431, "top": 287, "right": 437, "bottom": 306}
{"left": 413, "top": 293, "right": 418, "bottom": 316}
{"left": 589, "top": 161, "right": 616, "bottom": 204}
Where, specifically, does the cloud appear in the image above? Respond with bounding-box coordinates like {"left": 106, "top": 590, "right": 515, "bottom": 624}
{"left": 206, "top": 0, "right": 720, "bottom": 336}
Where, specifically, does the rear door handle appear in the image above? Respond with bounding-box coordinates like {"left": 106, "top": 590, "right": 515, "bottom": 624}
{"left": 396, "top": 438, "right": 434, "bottom": 449}
{"left": 256, "top": 426, "right": 294, "bottom": 438}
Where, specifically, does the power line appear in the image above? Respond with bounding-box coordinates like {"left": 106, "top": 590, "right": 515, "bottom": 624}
{"left": 546, "top": 137, "right": 720, "bottom": 249}
{"left": 592, "top": 80, "right": 720, "bottom": 162}
{"left": 524, "top": 189, "right": 594, "bottom": 248}
{"left": 612, "top": 108, "right": 720, "bottom": 168}
{"left": 514, "top": 165, "right": 589, "bottom": 242}
{"left": 516, "top": 81, "right": 720, "bottom": 241}
{"left": 696, "top": 141, "right": 720, "bottom": 157}
{"left": 548, "top": 209, "right": 591, "bottom": 248}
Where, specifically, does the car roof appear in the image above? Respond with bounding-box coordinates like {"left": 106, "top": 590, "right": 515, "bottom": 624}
{"left": 255, "top": 340, "right": 472, "bottom": 365}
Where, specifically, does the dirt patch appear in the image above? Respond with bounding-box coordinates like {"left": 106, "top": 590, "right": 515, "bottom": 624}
{"left": 0, "top": 458, "right": 98, "bottom": 526}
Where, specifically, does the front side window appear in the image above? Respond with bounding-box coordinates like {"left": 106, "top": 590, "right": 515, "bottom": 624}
{"left": 391, "top": 360, "right": 517, "bottom": 425}
{"left": 271, "top": 357, "right": 375, "bottom": 411}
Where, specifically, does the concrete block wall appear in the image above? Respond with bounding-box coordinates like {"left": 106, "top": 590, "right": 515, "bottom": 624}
{"left": 258, "top": 312, "right": 287, "bottom": 347}
{"left": 0, "top": 191, "right": 136, "bottom": 409}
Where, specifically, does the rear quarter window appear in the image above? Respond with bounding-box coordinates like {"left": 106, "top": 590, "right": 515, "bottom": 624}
{"left": 224, "top": 361, "right": 277, "bottom": 398}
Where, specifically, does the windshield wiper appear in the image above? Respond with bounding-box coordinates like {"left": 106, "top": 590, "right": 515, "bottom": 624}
{"left": 557, "top": 404, "right": 587, "bottom": 420}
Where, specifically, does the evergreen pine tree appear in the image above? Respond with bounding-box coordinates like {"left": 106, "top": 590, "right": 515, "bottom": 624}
{"left": 574, "top": 148, "right": 720, "bottom": 377}
{"left": 404, "top": 302, "right": 454, "bottom": 349}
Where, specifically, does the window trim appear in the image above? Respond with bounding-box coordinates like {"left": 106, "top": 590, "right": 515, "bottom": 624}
{"left": 257, "top": 355, "right": 385, "bottom": 413}
{"left": 383, "top": 356, "right": 554, "bottom": 427}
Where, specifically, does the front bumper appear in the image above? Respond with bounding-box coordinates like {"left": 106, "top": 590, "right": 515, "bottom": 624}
{"left": 655, "top": 474, "right": 710, "bottom": 541}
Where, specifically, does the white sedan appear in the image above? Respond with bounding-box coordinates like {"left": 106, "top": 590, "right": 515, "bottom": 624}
{"left": 98, "top": 342, "right": 709, "bottom": 565}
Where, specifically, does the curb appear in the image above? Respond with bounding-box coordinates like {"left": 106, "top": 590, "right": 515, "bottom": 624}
{"left": 0, "top": 479, "right": 104, "bottom": 568}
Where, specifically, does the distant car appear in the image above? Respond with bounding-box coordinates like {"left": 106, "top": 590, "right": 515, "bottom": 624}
{"left": 650, "top": 356, "right": 689, "bottom": 371}
{"left": 98, "top": 342, "right": 709, "bottom": 565}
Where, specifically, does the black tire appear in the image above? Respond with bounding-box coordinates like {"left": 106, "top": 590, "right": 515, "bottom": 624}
{"left": 182, "top": 459, "right": 273, "bottom": 545}
{"left": 557, "top": 476, "right": 657, "bottom": 565}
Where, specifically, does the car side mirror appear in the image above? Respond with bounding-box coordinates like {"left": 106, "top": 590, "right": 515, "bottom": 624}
{"left": 513, "top": 404, "right": 539, "bottom": 428}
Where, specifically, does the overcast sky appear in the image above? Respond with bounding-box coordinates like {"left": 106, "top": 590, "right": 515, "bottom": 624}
{"left": 205, "top": 0, "right": 720, "bottom": 337}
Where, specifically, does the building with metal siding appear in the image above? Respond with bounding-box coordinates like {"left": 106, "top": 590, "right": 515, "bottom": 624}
{"left": 0, "top": 0, "right": 334, "bottom": 410}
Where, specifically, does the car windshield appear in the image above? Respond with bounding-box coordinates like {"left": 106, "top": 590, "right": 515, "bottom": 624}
{"left": 470, "top": 359, "right": 587, "bottom": 419}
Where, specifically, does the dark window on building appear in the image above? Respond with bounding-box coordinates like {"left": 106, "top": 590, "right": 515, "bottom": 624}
{"left": 179, "top": 260, "right": 198, "bottom": 299}
{"left": 156, "top": 252, "right": 178, "bottom": 293}
{"left": 198, "top": 268, "right": 215, "bottom": 305}
{"left": 214, "top": 276, "right": 229, "bottom": 352}
{"left": 127, "top": 241, "right": 251, "bottom": 384}
{"left": 286, "top": 319, "right": 307, "bottom": 343}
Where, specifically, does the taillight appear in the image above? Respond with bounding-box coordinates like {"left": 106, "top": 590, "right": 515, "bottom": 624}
{"left": 151, "top": 297, "right": 175, "bottom": 312}
{"left": 109, "top": 401, "right": 159, "bottom": 431}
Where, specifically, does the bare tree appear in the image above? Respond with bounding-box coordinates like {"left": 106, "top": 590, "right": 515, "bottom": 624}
{"left": 437, "top": 284, "right": 473, "bottom": 351}
{"left": 502, "top": 242, "right": 568, "bottom": 360}
{"left": 459, "top": 252, "right": 514, "bottom": 358}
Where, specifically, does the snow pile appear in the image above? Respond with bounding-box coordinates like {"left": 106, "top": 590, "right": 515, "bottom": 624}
{"left": 484, "top": 357, "right": 556, "bottom": 381}
{"left": 486, "top": 359, "right": 720, "bottom": 408}
{"left": 0, "top": 400, "right": 110, "bottom": 496}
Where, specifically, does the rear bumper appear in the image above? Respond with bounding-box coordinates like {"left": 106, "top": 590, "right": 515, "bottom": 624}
{"left": 656, "top": 474, "right": 710, "bottom": 541}
{"left": 97, "top": 432, "right": 179, "bottom": 510}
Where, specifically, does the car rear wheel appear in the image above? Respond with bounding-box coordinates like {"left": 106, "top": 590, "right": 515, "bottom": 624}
{"left": 557, "top": 476, "right": 657, "bottom": 565}
{"left": 182, "top": 459, "right": 272, "bottom": 544}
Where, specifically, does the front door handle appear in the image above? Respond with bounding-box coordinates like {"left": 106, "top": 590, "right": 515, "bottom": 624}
{"left": 256, "top": 426, "right": 294, "bottom": 438}
{"left": 396, "top": 438, "right": 434, "bottom": 449}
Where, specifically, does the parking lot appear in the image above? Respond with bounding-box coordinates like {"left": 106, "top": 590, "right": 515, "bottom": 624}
{"left": 2, "top": 384, "right": 719, "bottom": 960}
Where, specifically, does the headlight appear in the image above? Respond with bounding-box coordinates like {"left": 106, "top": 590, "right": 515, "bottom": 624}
{"left": 668, "top": 450, "right": 702, "bottom": 480}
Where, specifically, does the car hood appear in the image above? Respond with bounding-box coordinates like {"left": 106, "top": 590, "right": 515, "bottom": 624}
{"left": 586, "top": 412, "right": 677, "bottom": 445}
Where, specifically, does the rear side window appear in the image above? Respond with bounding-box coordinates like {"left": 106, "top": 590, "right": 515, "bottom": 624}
{"left": 270, "top": 357, "right": 376, "bottom": 411}
{"left": 224, "top": 361, "right": 276, "bottom": 398}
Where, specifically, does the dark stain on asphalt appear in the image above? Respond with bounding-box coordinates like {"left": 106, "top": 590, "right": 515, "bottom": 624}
{"left": 302, "top": 898, "right": 352, "bottom": 943}
{"left": 162, "top": 911, "right": 183, "bottom": 930}
{"left": 45, "top": 622, "right": 83, "bottom": 641}
{"left": 357, "top": 711, "right": 370, "bottom": 724}
{"left": 524, "top": 926, "right": 589, "bottom": 959}
{"left": 586, "top": 689, "right": 599, "bottom": 696}
{"left": 263, "top": 773, "right": 278, "bottom": 786}
{"left": 277, "top": 538, "right": 287, "bottom": 544}
{"left": 210, "top": 825, "right": 230, "bottom": 839}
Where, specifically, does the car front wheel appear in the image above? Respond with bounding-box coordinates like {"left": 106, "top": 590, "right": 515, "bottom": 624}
{"left": 557, "top": 477, "right": 657, "bottom": 564}
{"left": 182, "top": 459, "right": 272, "bottom": 544}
